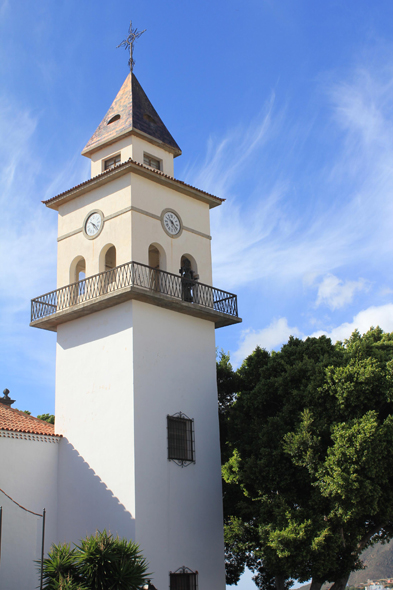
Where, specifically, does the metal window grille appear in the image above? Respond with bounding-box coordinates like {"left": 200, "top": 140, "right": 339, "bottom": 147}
{"left": 104, "top": 154, "right": 121, "bottom": 170}
{"left": 167, "top": 413, "right": 194, "bottom": 467}
{"left": 170, "top": 567, "right": 198, "bottom": 590}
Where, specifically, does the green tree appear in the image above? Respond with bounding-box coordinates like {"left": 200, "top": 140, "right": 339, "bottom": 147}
{"left": 223, "top": 329, "right": 393, "bottom": 590}
{"left": 41, "top": 530, "right": 149, "bottom": 590}
{"left": 37, "top": 413, "right": 55, "bottom": 424}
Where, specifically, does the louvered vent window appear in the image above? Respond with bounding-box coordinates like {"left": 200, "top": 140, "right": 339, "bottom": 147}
{"left": 143, "top": 153, "right": 161, "bottom": 170}
{"left": 104, "top": 154, "right": 121, "bottom": 170}
{"left": 167, "top": 413, "right": 195, "bottom": 467}
{"left": 170, "top": 567, "right": 198, "bottom": 590}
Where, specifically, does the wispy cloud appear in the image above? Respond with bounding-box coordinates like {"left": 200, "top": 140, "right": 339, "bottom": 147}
{"left": 233, "top": 317, "right": 301, "bottom": 366}
{"left": 184, "top": 59, "right": 393, "bottom": 293}
{"left": 0, "top": 94, "right": 88, "bottom": 410}
{"left": 316, "top": 274, "right": 369, "bottom": 310}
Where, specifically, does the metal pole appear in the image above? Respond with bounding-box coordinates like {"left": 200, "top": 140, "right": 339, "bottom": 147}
{"left": 40, "top": 508, "right": 46, "bottom": 590}
{"left": 0, "top": 506, "right": 2, "bottom": 567}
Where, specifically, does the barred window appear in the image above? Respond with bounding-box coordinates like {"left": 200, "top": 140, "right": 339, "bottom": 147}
{"left": 170, "top": 567, "right": 198, "bottom": 590}
{"left": 104, "top": 154, "right": 121, "bottom": 170}
{"left": 167, "top": 413, "right": 195, "bottom": 466}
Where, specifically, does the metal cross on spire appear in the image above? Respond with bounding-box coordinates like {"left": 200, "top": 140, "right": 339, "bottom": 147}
{"left": 117, "top": 21, "right": 146, "bottom": 75}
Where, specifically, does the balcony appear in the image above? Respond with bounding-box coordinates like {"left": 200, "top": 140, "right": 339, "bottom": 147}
{"left": 30, "top": 260, "right": 241, "bottom": 332}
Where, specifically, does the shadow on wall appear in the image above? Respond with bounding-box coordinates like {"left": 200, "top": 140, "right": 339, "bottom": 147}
{"left": 58, "top": 300, "right": 133, "bottom": 349}
{"left": 0, "top": 498, "right": 44, "bottom": 590}
{"left": 57, "top": 438, "right": 135, "bottom": 545}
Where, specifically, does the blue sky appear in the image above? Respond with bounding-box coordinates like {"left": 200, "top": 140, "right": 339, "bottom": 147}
{"left": 1, "top": 2, "right": 393, "bottom": 586}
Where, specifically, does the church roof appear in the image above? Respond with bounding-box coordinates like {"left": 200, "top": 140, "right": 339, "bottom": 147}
{"left": 82, "top": 73, "right": 181, "bottom": 157}
{"left": 0, "top": 405, "right": 59, "bottom": 436}
{"left": 43, "top": 157, "right": 224, "bottom": 209}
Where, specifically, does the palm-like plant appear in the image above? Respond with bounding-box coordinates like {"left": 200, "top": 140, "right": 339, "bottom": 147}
{"left": 40, "top": 544, "right": 83, "bottom": 590}
{"left": 40, "top": 531, "right": 149, "bottom": 590}
{"left": 76, "top": 531, "right": 150, "bottom": 590}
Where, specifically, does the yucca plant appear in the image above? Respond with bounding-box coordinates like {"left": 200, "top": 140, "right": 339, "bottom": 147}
{"left": 76, "top": 530, "right": 150, "bottom": 590}
{"left": 39, "top": 531, "right": 149, "bottom": 590}
{"left": 40, "top": 544, "right": 83, "bottom": 590}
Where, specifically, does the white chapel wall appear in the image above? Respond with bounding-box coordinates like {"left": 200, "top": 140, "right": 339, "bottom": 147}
{"left": 56, "top": 175, "right": 132, "bottom": 287}
{"left": 88, "top": 134, "right": 175, "bottom": 178}
{"left": 56, "top": 169, "right": 214, "bottom": 288}
{"left": 55, "top": 302, "right": 136, "bottom": 545}
{"left": 130, "top": 174, "right": 213, "bottom": 284}
{"left": 132, "top": 300, "right": 226, "bottom": 590}
{"left": 0, "top": 434, "right": 59, "bottom": 590}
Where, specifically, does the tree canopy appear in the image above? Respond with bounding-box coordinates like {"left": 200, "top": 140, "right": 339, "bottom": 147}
{"left": 222, "top": 328, "right": 393, "bottom": 590}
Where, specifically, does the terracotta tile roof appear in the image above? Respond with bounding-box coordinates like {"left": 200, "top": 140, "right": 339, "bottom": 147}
{"left": 43, "top": 158, "right": 224, "bottom": 208}
{"left": 82, "top": 73, "right": 181, "bottom": 156}
{"left": 0, "top": 404, "right": 59, "bottom": 436}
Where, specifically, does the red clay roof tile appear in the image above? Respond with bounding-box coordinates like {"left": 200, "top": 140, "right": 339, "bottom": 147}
{"left": 42, "top": 158, "right": 224, "bottom": 207}
{"left": 0, "top": 404, "right": 59, "bottom": 436}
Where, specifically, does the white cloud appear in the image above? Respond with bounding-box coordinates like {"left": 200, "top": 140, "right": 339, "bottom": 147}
{"left": 184, "top": 59, "right": 393, "bottom": 293}
{"left": 310, "top": 303, "right": 393, "bottom": 343}
{"left": 0, "top": 97, "right": 89, "bottom": 316}
{"left": 233, "top": 317, "right": 301, "bottom": 366}
{"left": 232, "top": 303, "right": 393, "bottom": 366}
{"left": 316, "top": 274, "right": 369, "bottom": 310}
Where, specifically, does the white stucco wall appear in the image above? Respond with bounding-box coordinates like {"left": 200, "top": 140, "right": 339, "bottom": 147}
{"left": 55, "top": 303, "right": 136, "bottom": 544}
{"left": 55, "top": 299, "right": 225, "bottom": 589}
{"left": 0, "top": 432, "right": 59, "bottom": 590}
{"left": 56, "top": 169, "right": 213, "bottom": 289}
{"left": 132, "top": 300, "right": 225, "bottom": 590}
{"left": 89, "top": 134, "right": 175, "bottom": 178}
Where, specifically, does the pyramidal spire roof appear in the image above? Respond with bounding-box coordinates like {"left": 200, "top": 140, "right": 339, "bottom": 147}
{"left": 82, "top": 73, "right": 181, "bottom": 157}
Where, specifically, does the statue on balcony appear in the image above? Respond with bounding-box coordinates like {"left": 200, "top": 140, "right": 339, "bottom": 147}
{"left": 179, "top": 258, "right": 194, "bottom": 302}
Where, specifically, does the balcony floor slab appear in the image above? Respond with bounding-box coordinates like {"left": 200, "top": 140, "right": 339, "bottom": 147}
{"left": 30, "top": 285, "right": 242, "bottom": 332}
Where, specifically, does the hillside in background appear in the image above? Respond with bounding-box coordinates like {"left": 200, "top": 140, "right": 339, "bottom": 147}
{"left": 348, "top": 540, "right": 393, "bottom": 585}
{"left": 295, "top": 540, "right": 393, "bottom": 590}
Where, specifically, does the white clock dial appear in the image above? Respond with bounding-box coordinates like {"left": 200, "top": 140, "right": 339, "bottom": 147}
{"left": 163, "top": 211, "right": 181, "bottom": 236}
{"left": 85, "top": 212, "right": 103, "bottom": 237}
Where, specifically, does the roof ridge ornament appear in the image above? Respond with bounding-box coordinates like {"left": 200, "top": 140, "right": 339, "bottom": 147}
{"left": 117, "top": 20, "right": 146, "bottom": 76}
{"left": 1, "top": 388, "right": 15, "bottom": 407}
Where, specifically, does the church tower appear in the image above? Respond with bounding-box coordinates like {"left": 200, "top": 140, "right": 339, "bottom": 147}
{"left": 31, "top": 70, "right": 241, "bottom": 589}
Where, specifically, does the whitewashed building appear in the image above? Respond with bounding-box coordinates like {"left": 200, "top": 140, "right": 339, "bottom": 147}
{"left": 0, "top": 70, "right": 241, "bottom": 590}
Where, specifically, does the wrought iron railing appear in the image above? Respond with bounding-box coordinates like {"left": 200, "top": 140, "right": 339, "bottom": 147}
{"left": 31, "top": 260, "right": 239, "bottom": 323}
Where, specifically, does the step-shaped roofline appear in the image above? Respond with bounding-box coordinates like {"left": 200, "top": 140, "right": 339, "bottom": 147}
{"left": 43, "top": 158, "right": 224, "bottom": 210}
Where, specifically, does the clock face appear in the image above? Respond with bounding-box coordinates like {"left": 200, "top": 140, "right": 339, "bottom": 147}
{"left": 163, "top": 211, "right": 181, "bottom": 236}
{"left": 85, "top": 212, "right": 103, "bottom": 238}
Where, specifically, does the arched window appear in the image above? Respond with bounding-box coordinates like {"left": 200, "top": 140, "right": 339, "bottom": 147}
{"left": 179, "top": 255, "right": 200, "bottom": 305}
{"left": 148, "top": 243, "right": 166, "bottom": 292}
{"left": 105, "top": 246, "right": 116, "bottom": 271}
{"left": 99, "top": 245, "right": 117, "bottom": 293}
{"left": 70, "top": 256, "right": 86, "bottom": 284}
{"left": 69, "top": 256, "right": 86, "bottom": 303}
{"left": 180, "top": 254, "right": 198, "bottom": 278}
{"left": 148, "top": 245, "right": 160, "bottom": 270}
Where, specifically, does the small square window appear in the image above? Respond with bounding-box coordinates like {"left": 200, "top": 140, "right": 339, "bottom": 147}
{"left": 104, "top": 154, "right": 121, "bottom": 171}
{"left": 143, "top": 153, "right": 161, "bottom": 170}
{"left": 167, "top": 413, "right": 194, "bottom": 466}
{"left": 170, "top": 568, "right": 198, "bottom": 590}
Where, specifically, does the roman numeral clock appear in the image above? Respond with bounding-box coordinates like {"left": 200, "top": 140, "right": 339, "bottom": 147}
{"left": 30, "top": 65, "right": 241, "bottom": 589}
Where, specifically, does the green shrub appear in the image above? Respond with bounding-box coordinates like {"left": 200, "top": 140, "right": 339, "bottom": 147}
{"left": 40, "top": 531, "right": 149, "bottom": 590}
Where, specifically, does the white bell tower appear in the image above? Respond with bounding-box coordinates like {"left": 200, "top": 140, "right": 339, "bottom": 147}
{"left": 31, "top": 71, "right": 241, "bottom": 589}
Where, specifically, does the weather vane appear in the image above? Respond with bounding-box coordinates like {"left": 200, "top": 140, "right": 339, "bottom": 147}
{"left": 117, "top": 20, "right": 146, "bottom": 74}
